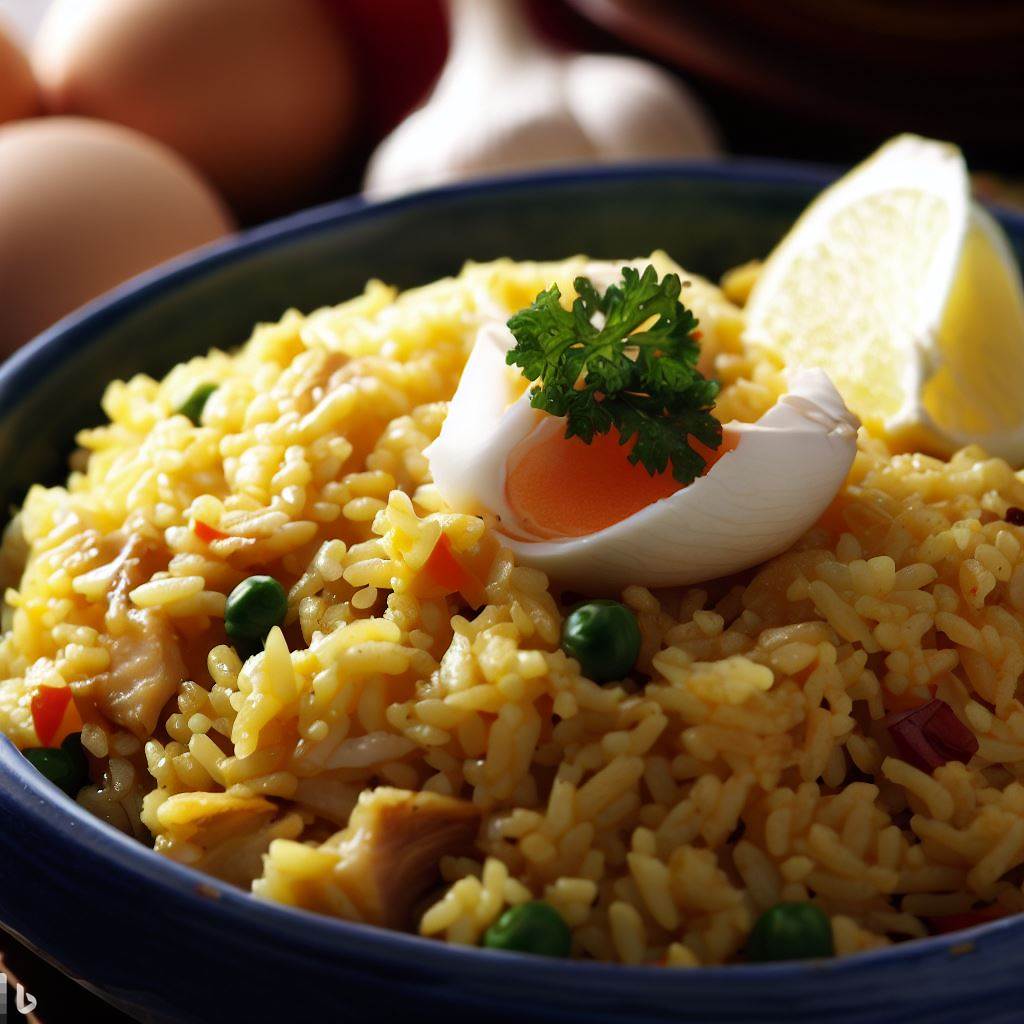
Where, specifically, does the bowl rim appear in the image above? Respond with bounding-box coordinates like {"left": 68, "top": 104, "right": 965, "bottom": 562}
{"left": 4, "top": 735, "right": 1018, "bottom": 986}
{"left": 2, "top": 157, "right": 1023, "bottom": 988}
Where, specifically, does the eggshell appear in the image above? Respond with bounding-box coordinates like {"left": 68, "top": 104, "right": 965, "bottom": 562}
{"left": 0, "top": 20, "right": 39, "bottom": 126}
{"left": 499, "top": 368, "right": 859, "bottom": 591}
{"left": 0, "top": 117, "right": 234, "bottom": 355}
{"left": 429, "top": 314, "right": 860, "bottom": 593}
{"left": 427, "top": 320, "right": 539, "bottom": 524}
{"left": 32, "top": 0, "right": 356, "bottom": 213}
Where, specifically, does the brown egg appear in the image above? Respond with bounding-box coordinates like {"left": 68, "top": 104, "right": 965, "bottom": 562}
{"left": 33, "top": 0, "right": 357, "bottom": 214}
{"left": 0, "top": 117, "right": 234, "bottom": 355}
{"left": 0, "top": 21, "right": 39, "bottom": 125}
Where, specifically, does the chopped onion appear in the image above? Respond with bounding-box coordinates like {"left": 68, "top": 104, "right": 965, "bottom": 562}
{"left": 884, "top": 698, "right": 979, "bottom": 773}
{"left": 324, "top": 731, "right": 416, "bottom": 769}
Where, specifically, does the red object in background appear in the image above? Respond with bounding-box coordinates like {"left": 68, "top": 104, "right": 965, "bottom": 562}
{"left": 319, "top": 0, "right": 448, "bottom": 138}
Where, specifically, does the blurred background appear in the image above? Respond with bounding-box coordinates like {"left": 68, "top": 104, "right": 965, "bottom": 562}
{"left": 1, "top": 0, "right": 1023, "bottom": 363}
{"left": 0, "top": 0, "right": 1022, "bottom": 1018}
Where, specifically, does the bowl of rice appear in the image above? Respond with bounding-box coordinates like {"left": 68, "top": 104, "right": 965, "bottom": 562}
{"left": 2, "top": 151, "right": 1024, "bottom": 1024}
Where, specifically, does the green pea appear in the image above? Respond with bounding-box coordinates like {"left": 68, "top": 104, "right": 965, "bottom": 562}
{"left": 177, "top": 383, "right": 218, "bottom": 425}
{"left": 483, "top": 901, "right": 571, "bottom": 958}
{"left": 61, "top": 732, "right": 90, "bottom": 787}
{"left": 560, "top": 600, "right": 641, "bottom": 683}
{"left": 23, "top": 733, "right": 90, "bottom": 797}
{"left": 746, "top": 902, "right": 834, "bottom": 962}
{"left": 225, "top": 575, "right": 287, "bottom": 646}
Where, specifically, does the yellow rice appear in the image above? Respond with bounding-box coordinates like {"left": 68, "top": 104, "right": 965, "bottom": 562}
{"left": 4, "top": 252, "right": 1024, "bottom": 964}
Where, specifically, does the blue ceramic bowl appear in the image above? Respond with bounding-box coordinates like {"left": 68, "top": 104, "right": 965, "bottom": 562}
{"left": 2, "top": 164, "right": 1023, "bottom": 1024}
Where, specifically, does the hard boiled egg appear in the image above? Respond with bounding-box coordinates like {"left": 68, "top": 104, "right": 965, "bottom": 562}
{"left": 428, "top": 312, "right": 860, "bottom": 592}
{"left": 0, "top": 20, "right": 38, "bottom": 126}
{"left": 32, "top": 0, "right": 356, "bottom": 214}
{"left": 0, "top": 117, "right": 233, "bottom": 355}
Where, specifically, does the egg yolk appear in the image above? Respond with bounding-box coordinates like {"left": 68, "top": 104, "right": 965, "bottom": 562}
{"left": 505, "top": 425, "right": 737, "bottom": 539}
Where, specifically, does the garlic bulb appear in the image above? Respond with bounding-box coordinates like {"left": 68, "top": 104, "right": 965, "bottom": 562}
{"left": 363, "top": 0, "right": 718, "bottom": 198}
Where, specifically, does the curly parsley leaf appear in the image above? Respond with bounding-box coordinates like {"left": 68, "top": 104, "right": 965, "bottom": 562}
{"left": 505, "top": 265, "right": 722, "bottom": 484}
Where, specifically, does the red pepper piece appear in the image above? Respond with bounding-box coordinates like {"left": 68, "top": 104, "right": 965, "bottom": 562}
{"left": 424, "top": 533, "right": 486, "bottom": 608}
{"left": 193, "top": 520, "right": 229, "bottom": 543}
{"left": 31, "top": 686, "right": 75, "bottom": 747}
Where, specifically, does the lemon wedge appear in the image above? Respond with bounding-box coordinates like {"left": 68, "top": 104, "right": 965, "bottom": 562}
{"left": 921, "top": 205, "right": 1024, "bottom": 460}
{"left": 744, "top": 134, "right": 1024, "bottom": 462}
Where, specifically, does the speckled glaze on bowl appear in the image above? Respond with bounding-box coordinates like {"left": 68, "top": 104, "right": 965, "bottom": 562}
{"left": 1, "top": 164, "right": 1023, "bottom": 1024}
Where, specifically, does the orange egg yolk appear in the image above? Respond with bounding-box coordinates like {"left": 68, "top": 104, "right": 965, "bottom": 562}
{"left": 504, "top": 425, "right": 737, "bottom": 539}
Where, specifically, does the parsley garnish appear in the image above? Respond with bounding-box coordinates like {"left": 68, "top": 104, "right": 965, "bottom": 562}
{"left": 505, "top": 265, "right": 722, "bottom": 484}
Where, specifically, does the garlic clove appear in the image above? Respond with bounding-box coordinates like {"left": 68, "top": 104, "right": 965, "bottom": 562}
{"left": 563, "top": 54, "right": 718, "bottom": 162}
